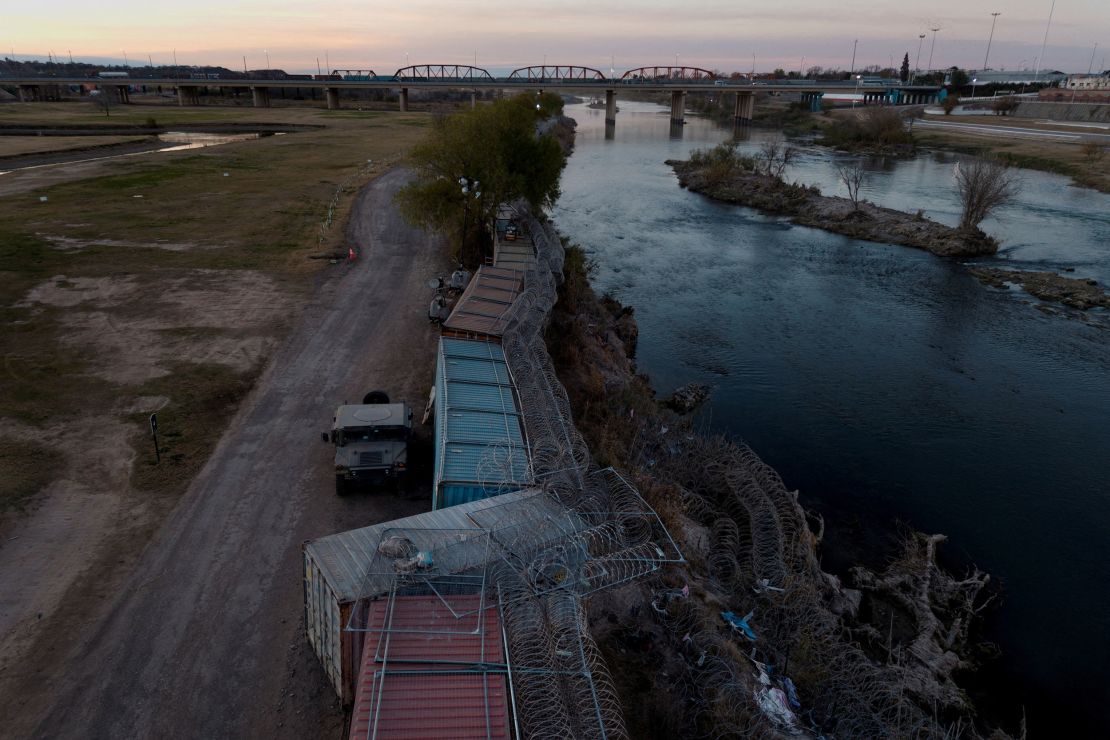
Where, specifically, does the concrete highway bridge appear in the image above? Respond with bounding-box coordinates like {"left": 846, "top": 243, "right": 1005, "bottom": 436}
{"left": 4, "top": 64, "right": 942, "bottom": 125}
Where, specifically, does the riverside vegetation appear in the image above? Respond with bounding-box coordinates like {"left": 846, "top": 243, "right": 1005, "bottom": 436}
{"left": 668, "top": 140, "right": 1007, "bottom": 258}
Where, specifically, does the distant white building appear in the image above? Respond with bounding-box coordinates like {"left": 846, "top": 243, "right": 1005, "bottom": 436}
{"left": 969, "top": 69, "right": 1067, "bottom": 86}
{"left": 1065, "top": 73, "right": 1110, "bottom": 91}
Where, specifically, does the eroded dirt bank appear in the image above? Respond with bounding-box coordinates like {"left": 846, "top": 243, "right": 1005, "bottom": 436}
{"left": 545, "top": 235, "right": 1011, "bottom": 737}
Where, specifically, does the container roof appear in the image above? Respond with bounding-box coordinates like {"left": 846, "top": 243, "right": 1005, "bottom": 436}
{"left": 349, "top": 594, "right": 511, "bottom": 740}
{"left": 304, "top": 488, "right": 565, "bottom": 604}
{"left": 436, "top": 338, "right": 530, "bottom": 489}
{"left": 441, "top": 266, "right": 524, "bottom": 339}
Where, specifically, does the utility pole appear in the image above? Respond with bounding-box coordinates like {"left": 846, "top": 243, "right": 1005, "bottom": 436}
{"left": 1034, "top": 0, "right": 1056, "bottom": 83}
{"left": 984, "top": 12, "right": 1001, "bottom": 70}
{"left": 927, "top": 27, "right": 941, "bottom": 75}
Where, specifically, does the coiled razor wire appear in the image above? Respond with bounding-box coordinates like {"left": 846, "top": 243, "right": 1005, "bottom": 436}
{"left": 647, "top": 433, "right": 945, "bottom": 738}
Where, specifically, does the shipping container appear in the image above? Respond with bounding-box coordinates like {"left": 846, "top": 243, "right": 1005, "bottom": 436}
{"left": 349, "top": 593, "right": 513, "bottom": 739}
{"left": 303, "top": 489, "right": 559, "bottom": 704}
{"left": 433, "top": 338, "right": 531, "bottom": 509}
{"left": 440, "top": 265, "right": 524, "bottom": 341}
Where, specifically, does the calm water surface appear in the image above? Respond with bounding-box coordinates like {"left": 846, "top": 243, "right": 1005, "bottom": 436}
{"left": 552, "top": 101, "right": 1110, "bottom": 735}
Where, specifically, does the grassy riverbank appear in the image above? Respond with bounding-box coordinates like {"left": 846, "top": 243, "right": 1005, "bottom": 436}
{"left": 0, "top": 102, "right": 430, "bottom": 515}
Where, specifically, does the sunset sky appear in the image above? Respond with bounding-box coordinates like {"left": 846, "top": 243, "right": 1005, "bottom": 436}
{"left": 6, "top": 1, "right": 1108, "bottom": 75}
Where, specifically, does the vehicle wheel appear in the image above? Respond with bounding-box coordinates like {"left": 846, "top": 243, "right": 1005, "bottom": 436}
{"left": 335, "top": 475, "right": 348, "bottom": 496}
{"left": 362, "top": 390, "right": 390, "bottom": 405}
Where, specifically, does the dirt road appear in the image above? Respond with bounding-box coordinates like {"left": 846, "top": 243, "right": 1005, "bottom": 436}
{"left": 4, "top": 168, "right": 447, "bottom": 738}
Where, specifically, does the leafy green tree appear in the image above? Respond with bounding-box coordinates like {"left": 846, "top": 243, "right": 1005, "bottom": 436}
{"left": 396, "top": 93, "right": 567, "bottom": 258}
{"left": 900, "top": 53, "right": 910, "bottom": 83}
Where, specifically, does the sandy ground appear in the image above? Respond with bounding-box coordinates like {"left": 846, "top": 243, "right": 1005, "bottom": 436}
{"left": 0, "top": 169, "right": 449, "bottom": 737}
{"left": 0, "top": 135, "right": 151, "bottom": 158}
{"left": 23, "top": 270, "right": 296, "bottom": 384}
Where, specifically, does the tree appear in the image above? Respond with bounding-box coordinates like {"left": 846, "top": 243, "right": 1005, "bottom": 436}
{"left": 900, "top": 53, "right": 910, "bottom": 83}
{"left": 953, "top": 157, "right": 1019, "bottom": 232}
{"left": 758, "top": 140, "right": 796, "bottom": 179}
{"left": 91, "top": 87, "right": 118, "bottom": 117}
{"left": 942, "top": 94, "right": 959, "bottom": 115}
{"left": 991, "top": 96, "right": 1019, "bottom": 116}
{"left": 948, "top": 67, "right": 969, "bottom": 87}
{"left": 396, "top": 93, "right": 567, "bottom": 260}
{"left": 835, "top": 163, "right": 867, "bottom": 211}
{"left": 1080, "top": 138, "right": 1106, "bottom": 164}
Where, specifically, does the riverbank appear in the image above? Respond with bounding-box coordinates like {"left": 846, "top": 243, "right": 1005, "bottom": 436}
{"left": 668, "top": 148, "right": 998, "bottom": 258}
{"left": 544, "top": 230, "right": 1009, "bottom": 737}
{"left": 909, "top": 115, "right": 1109, "bottom": 194}
{"left": 971, "top": 267, "right": 1110, "bottom": 310}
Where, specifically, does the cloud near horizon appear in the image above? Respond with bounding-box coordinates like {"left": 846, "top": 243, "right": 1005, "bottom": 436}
{"left": 8, "top": 0, "right": 1108, "bottom": 74}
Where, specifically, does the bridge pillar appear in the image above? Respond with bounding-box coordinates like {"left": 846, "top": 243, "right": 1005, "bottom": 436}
{"left": 670, "top": 90, "right": 686, "bottom": 125}
{"left": 399, "top": 88, "right": 409, "bottom": 112}
{"left": 733, "top": 91, "right": 755, "bottom": 122}
{"left": 326, "top": 87, "right": 340, "bottom": 109}
{"left": 115, "top": 85, "right": 130, "bottom": 105}
{"left": 251, "top": 86, "right": 271, "bottom": 108}
{"left": 177, "top": 85, "right": 201, "bottom": 106}
{"left": 17, "top": 85, "right": 30, "bottom": 103}
{"left": 605, "top": 89, "right": 617, "bottom": 124}
{"left": 471, "top": 91, "right": 477, "bottom": 108}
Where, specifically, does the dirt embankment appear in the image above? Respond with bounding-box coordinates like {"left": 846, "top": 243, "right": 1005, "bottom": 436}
{"left": 545, "top": 242, "right": 1006, "bottom": 738}
{"left": 668, "top": 159, "right": 997, "bottom": 258}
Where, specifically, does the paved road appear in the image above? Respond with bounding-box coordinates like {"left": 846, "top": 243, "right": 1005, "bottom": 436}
{"left": 915, "top": 118, "right": 1110, "bottom": 142}
{"left": 16, "top": 169, "right": 446, "bottom": 738}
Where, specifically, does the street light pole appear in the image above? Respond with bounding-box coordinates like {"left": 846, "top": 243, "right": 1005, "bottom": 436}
{"left": 264, "top": 49, "right": 270, "bottom": 69}
{"left": 1034, "top": 0, "right": 1056, "bottom": 83}
{"left": 984, "top": 12, "right": 1001, "bottom": 70}
{"left": 913, "top": 33, "right": 926, "bottom": 83}
{"left": 927, "top": 27, "right": 941, "bottom": 76}
{"left": 849, "top": 38, "right": 858, "bottom": 77}
{"left": 458, "top": 177, "right": 481, "bottom": 261}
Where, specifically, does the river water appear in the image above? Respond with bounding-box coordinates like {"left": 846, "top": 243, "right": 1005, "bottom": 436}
{"left": 552, "top": 101, "right": 1110, "bottom": 735}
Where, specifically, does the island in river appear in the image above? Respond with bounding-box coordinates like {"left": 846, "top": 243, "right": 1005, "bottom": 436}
{"left": 668, "top": 150, "right": 997, "bottom": 258}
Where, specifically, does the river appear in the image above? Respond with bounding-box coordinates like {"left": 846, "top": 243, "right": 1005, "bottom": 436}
{"left": 552, "top": 101, "right": 1110, "bottom": 736}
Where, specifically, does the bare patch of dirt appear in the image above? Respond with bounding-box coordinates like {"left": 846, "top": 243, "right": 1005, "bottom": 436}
{"left": 40, "top": 234, "right": 210, "bottom": 252}
{"left": 0, "top": 414, "right": 137, "bottom": 679}
{"left": 19, "top": 270, "right": 295, "bottom": 385}
{"left": 0, "top": 135, "right": 151, "bottom": 158}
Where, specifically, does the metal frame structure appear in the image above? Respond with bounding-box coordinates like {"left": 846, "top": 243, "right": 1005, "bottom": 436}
{"left": 395, "top": 64, "right": 495, "bottom": 81}
{"left": 508, "top": 65, "right": 607, "bottom": 81}
{"left": 621, "top": 65, "right": 717, "bottom": 81}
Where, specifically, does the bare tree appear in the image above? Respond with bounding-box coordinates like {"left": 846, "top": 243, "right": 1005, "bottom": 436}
{"left": 90, "top": 87, "right": 118, "bottom": 117}
{"left": 835, "top": 163, "right": 867, "bottom": 211}
{"left": 1080, "top": 138, "right": 1106, "bottom": 164}
{"left": 758, "top": 140, "right": 796, "bottom": 179}
{"left": 953, "top": 157, "right": 1018, "bottom": 232}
